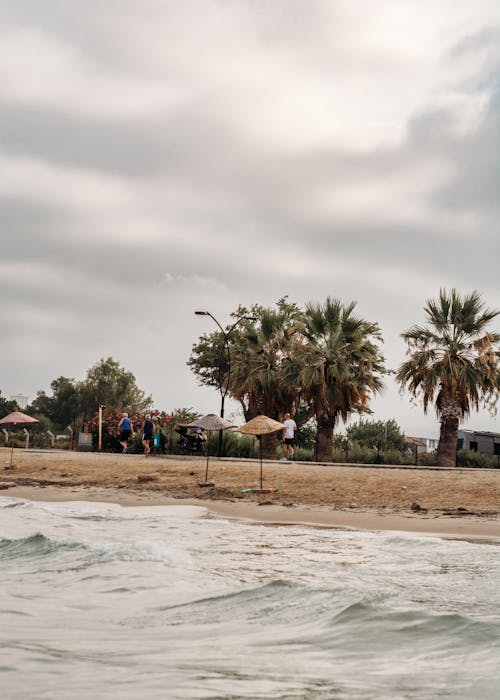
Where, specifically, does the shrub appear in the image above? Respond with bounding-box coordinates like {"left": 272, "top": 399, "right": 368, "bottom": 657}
{"left": 456, "top": 449, "right": 499, "bottom": 469}
{"left": 418, "top": 451, "right": 437, "bottom": 466}
{"left": 31, "top": 432, "right": 56, "bottom": 449}
{"left": 294, "top": 446, "right": 314, "bottom": 461}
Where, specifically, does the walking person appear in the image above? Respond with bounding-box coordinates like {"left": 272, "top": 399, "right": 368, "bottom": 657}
{"left": 141, "top": 414, "right": 154, "bottom": 456}
{"left": 281, "top": 412, "right": 297, "bottom": 461}
{"left": 117, "top": 412, "right": 133, "bottom": 453}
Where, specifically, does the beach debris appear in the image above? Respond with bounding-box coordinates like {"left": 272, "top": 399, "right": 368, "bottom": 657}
{"left": 411, "top": 502, "right": 423, "bottom": 511}
{"left": 442, "top": 507, "right": 474, "bottom": 516}
{"left": 137, "top": 473, "right": 158, "bottom": 483}
{"left": 198, "top": 480, "right": 215, "bottom": 488}
{"left": 0, "top": 481, "right": 16, "bottom": 489}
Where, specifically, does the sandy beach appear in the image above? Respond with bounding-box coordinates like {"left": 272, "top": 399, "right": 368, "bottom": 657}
{"left": 1, "top": 448, "right": 499, "bottom": 541}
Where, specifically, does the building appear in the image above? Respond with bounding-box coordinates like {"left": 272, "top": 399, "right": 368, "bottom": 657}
{"left": 10, "top": 394, "right": 28, "bottom": 409}
{"left": 457, "top": 429, "right": 500, "bottom": 456}
{"left": 405, "top": 436, "right": 428, "bottom": 454}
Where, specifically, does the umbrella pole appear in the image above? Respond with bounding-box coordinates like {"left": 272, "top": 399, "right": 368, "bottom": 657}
{"left": 205, "top": 433, "right": 210, "bottom": 482}
{"left": 10, "top": 443, "right": 14, "bottom": 469}
{"left": 260, "top": 438, "right": 263, "bottom": 489}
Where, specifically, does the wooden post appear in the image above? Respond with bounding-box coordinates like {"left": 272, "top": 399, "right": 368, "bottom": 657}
{"left": 98, "top": 405, "right": 103, "bottom": 452}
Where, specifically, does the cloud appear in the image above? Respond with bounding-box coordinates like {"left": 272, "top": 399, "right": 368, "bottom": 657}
{"left": 0, "top": 1, "right": 498, "bottom": 436}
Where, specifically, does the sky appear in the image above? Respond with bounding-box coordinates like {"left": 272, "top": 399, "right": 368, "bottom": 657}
{"left": 0, "top": 0, "right": 499, "bottom": 438}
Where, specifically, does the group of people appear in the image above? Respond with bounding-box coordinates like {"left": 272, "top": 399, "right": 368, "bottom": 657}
{"left": 116, "top": 410, "right": 298, "bottom": 459}
{"left": 117, "top": 413, "right": 155, "bottom": 455}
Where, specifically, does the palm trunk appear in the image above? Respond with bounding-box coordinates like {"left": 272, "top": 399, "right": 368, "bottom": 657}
{"left": 260, "top": 433, "right": 279, "bottom": 460}
{"left": 436, "top": 415, "right": 459, "bottom": 467}
{"left": 315, "top": 415, "right": 335, "bottom": 462}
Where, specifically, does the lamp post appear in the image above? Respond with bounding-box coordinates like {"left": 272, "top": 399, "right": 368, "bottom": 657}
{"left": 195, "top": 310, "right": 255, "bottom": 456}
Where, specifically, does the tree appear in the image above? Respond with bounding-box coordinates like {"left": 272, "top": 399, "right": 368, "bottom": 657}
{"left": 290, "top": 298, "right": 385, "bottom": 462}
{"left": 347, "top": 419, "right": 406, "bottom": 452}
{"left": 78, "top": 357, "right": 152, "bottom": 418}
{"left": 0, "top": 390, "right": 18, "bottom": 418}
{"left": 231, "top": 302, "right": 305, "bottom": 458}
{"left": 29, "top": 377, "right": 80, "bottom": 431}
{"left": 189, "top": 299, "right": 304, "bottom": 459}
{"left": 396, "top": 289, "right": 500, "bottom": 467}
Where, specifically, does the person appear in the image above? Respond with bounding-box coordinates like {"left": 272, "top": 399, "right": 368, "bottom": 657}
{"left": 281, "top": 412, "right": 297, "bottom": 461}
{"left": 194, "top": 427, "right": 207, "bottom": 453}
{"left": 117, "top": 412, "right": 133, "bottom": 453}
{"left": 141, "top": 414, "right": 154, "bottom": 456}
{"left": 152, "top": 424, "right": 166, "bottom": 455}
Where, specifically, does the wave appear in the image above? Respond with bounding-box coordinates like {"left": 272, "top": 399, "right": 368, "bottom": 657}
{"left": 0, "top": 533, "right": 193, "bottom": 565}
{"left": 0, "top": 497, "right": 27, "bottom": 508}
{"left": 152, "top": 578, "right": 500, "bottom": 650}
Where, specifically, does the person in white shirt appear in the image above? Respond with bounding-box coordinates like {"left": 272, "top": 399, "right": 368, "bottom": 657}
{"left": 281, "top": 413, "right": 297, "bottom": 460}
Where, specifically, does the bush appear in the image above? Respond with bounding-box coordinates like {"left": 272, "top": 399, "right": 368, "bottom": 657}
{"left": 331, "top": 443, "right": 416, "bottom": 465}
{"left": 418, "top": 451, "right": 437, "bottom": 466}
{"left": 31, "top": 432, "right": 57, "bottom": 449}
{"left": 456, "top": 449, "right": 499, "bottom": 469}
{"left": 294, "top": 446, "right": 314, "bottom": 461}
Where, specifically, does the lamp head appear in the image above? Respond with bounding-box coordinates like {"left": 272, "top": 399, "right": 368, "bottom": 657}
{"left": 195, "top": 311, "right": 208, "bottom": 316}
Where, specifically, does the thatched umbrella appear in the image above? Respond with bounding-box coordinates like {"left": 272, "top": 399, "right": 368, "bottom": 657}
{"left": 186, "top": 413, "right": 235, "bottom": 485}
{"left": 0, "top": 411, "right": 39, "bottom": 469}
{"left": 237, "top": 415, "right": 286, "bottom": 490}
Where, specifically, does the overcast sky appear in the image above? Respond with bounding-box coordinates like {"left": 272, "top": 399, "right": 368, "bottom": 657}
{"left": 1, "top": 0, "right": 499, "bottom": 437}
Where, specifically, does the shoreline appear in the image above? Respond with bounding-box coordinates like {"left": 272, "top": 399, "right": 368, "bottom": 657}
{"left": 1, "top": 449, "right": 499, "bottom": 543}
{"left": 3, "top": 484, "right": 499, "bottom": 544}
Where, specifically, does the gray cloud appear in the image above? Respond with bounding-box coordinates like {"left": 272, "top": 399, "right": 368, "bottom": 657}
{"left": 1, "top": 1, "right": 499, "bottom": 436}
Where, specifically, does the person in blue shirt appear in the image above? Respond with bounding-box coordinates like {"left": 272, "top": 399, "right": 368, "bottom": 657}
{"left": 118, "top": 413, "right": 133, "bottom": 454}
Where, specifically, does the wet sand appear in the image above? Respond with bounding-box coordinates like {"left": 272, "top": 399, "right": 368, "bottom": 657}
{"left": 1, "top": 448, "right": 499, "bottom": 542}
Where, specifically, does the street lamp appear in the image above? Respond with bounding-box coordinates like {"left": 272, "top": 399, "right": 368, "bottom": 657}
{"left": 195, "top": 310, "right": 256, "bottom": 456}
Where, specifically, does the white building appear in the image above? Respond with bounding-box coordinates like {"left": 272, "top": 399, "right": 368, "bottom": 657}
{"left": 10, "top": 394, "right": 28, "bottom": 409}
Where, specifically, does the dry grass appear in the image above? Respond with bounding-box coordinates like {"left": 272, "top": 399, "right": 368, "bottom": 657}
{"left": 2, "top": 449, "right": 499, "bottom": 518}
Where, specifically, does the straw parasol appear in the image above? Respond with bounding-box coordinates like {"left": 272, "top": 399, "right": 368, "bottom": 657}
{"left": 0, "top": 411, "right": 39, "bottom": 469}
{"left": 237, "top": 415, "right": 286, "bottom": 490}
{"left": 186, "top": 414, "right": 235, "bottom": 485}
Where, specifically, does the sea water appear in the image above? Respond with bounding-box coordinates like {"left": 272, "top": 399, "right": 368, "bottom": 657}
{"left": 0, "top": 496, "right": 499, "bottom": 700}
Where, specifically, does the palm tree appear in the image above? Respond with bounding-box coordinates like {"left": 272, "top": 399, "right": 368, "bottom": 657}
{"left": 290, "top": 298, "right": 385, "bottom": 462}
{"left": 189, "top": 299, "right": 303, "bottom": 460}
{"left": 230, "top": 302, "right": 302, "bottom": 459}
{"left": 397, "top": 289, "right": 500, "bottom": 467}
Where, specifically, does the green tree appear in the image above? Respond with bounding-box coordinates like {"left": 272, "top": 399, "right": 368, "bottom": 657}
{"left": 29, "top": 377, "right": 80, "bottom": 432}
{"left": 290, "top": 298, "right": 385, "bottom": 462}
{"left": 396, "top": 289, "right": 500, "bottom": 467}
{"left": 78, "top": 357, "right": 152, "bottom": 418}
{"left": 0, "top": 390, "right": 18, "bottom": 418}
{"left": 189, "top": 299, "right": 303, "bottom": 459}
{"left": 347, "top": 419, "right": 406, "bottom": 451}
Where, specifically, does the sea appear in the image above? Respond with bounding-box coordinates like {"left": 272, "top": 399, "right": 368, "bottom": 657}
{"left": 0, "top": 496, "right": 499, "bottom": 700}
